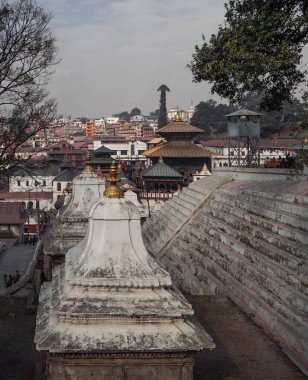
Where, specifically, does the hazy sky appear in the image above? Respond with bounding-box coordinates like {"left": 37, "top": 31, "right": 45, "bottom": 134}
{"left": 40, "top": 0, "right": 308, "bottom": 119}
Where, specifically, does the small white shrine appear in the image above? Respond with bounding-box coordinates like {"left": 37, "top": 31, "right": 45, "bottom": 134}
{"left": 35, "top": 162, "right": 214, "bottom": 380}
{"left": 43, "top": 154, "right": 105, "bottom": 277}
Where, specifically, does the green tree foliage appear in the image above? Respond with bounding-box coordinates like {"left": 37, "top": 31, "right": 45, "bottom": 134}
{"left": 191, "top": 95, "right": 307, "bottom": 138}
{"left": 190, "top": 100, "right": 236, "bottom": 135}
{"left": 78, "top": 117, "right": 90, "bottom": 124}
{"left": 149, "top": 109, "right": 160, "bottom": 118}
{"left": 0, "top": 0, "right": 58, "bottom": 180}
{"left": 188, "top": 0, "right": 308, "bottom": 112}
{"left": 157, "top": 84, "right": 170, "bottom": 128}
{"left": 239, "top": 92, "right": 307, "bottom": 136}
{"left": 130, "top": 108, "right": 141, "bottom": 117}
{"left": 112, "top": 111, "right": 130, "bottom": 121}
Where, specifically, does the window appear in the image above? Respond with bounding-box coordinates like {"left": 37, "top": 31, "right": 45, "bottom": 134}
{"left": 43, "top": 180, "right": 46, "bottom": 186}
{"left": 57, "top": 182, "right": 61, "bottom": 191}
{"left": 26, "top": 180, "right": 29, "bottom": 186}
{"left": 17, "top": 181, "right": 21, "bottom": 186}
{"left": 131, "top": 144, "right": 135, "bottom": 156}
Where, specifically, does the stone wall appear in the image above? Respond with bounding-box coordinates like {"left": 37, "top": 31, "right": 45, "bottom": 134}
{"left": 142, "top": 175, "right": 308, "bottom": 375}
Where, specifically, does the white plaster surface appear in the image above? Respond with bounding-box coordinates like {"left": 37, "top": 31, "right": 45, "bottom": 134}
{"left": 43, "top": 171, "right": 105, "bottom": 257}
{"left": 36, "top": 195, "right": 214, "bottom": 354}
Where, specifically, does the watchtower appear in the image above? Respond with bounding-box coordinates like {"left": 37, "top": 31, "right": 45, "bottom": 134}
{"left": 226, "top": 109, "right": 262, "bottom": 167}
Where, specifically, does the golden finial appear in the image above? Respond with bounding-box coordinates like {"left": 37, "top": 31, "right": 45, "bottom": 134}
{"left": 104, "top": 161, "right": 124, "bottom": 198}
{"left": 83, "top": 150, "right": 94, "bottom": 173}
{"left": 173, "top": 107, "right": 183, "bottom": 122}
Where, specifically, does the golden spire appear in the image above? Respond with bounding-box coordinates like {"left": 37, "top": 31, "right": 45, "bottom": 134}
{"left": 83, "top": 150, "right": 94, "bottom": 173}
{"left": 104, "top": 161, "right": 124, "bottom": 198}
{"left": 173, "top": 107, "right": 183, "bottom": 122}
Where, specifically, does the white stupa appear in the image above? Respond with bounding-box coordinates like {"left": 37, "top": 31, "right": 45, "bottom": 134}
{"left": 193, "top": 163, "right": 212, "bottom": 181}
{"left": 124, "top": 186, "right": 148, "bottom": 218}
{"left": 43, "top": 153, "right": 106, "bottom": 276}
{"left": 35, "top": 161, "right": 214, "bottom": 379}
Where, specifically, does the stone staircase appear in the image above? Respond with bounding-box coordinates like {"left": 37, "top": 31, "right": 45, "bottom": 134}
{"left": 142, "top": 176, "right": 233, "bottom": 256}
{"left": 142, "top": 177, "right": 308, "bottom": 375}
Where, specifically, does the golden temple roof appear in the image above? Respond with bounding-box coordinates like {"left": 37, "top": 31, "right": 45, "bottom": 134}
{"left": 143, "top": 140, "right": 214, "bottom": 158}
{"left": 157, "top": 121, "right": 204, "bottom": 135}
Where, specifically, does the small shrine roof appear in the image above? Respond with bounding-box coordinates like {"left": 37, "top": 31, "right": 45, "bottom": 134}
{"left": 94, "top": 145, "right": 114, "bottom": 154}
{"left": 141, "top": 159, "right": 183, "bottom": 178}
{"left": 53, "top": 168, "right": 81, "bottom": 182}
{"left": 226, "top": 108, "right": 263, "bottom": 117}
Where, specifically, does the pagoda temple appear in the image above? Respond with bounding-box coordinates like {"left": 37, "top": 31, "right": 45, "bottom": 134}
{"left": 143, "top": 112, "right": 213, "bottom": 178}
{"left": 43, "top": 154, "right": 105, "bottom": 278}
{"left": 35, "top": 162, "right": 214, "bottom": 379}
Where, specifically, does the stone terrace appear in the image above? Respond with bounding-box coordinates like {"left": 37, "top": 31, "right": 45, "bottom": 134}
{"left": 142, "top": 175, "right": 308, "bottom": 375}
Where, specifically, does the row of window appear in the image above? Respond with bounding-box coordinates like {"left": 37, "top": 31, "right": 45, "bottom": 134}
{"left": 17, "top": 180, "right": 47, "bottom": 187}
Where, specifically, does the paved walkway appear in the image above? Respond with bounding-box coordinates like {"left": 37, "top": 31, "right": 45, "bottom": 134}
{"left": 0, "top": 241, "right": 36, "bottom": 289}
{"left": 189, "top": 295, "right": 306, "bottom": 380}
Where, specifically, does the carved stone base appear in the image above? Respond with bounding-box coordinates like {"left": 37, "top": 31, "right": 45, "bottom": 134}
{"left": 47, "top": 351, "right": 197, "bottom": 380}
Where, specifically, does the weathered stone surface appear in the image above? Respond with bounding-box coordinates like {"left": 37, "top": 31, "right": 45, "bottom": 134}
{"left": 36, "top": 193, "right": 214, "bottom": 379}
{"left": 43, "top": 171, "right": 105, "bottom": 272}
{"left": 142, "top": 174, "right": 308, "bottom": 374}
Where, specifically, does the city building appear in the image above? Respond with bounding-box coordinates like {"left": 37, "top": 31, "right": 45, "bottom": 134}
{"left": 0, "top": 202, "right": 27, "bottom": 241}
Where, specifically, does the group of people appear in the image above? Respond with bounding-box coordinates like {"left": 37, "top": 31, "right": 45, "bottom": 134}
{"left": 3, "top": 271, "right": 20, "bottom": 288}
{"left": 23, "top": 234, "right": 37, "bottom": 246}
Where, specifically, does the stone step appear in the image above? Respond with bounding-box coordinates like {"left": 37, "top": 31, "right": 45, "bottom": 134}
{"left": 177, "top": 192, "right": 199, "bottom": 212}
{"left": 186, "top": 221, "right": 308, "bottom": 316}
{"left": 171, "top": 196, "right": 195, "bottom": 217}
{"left": 214, "top": 192, "right": 308, "bottom": 236}
{"left": 205, "top": 211, "right": 308, "bottom": 292}
{"left": 182, "top": 186, "right": 206, "bottom": 202}
{"left": 171, "top": 239, "right": 308, "bottom": 365}
{"left": 163, "top": 202, "right": 184, "bottom": 227}
{"left": 200, "top": 204, "right": 308, "bottom": 273}
{"left": 206, "top": 203, "right": 307, "bottom": 267}
{"left": 209, "top": 197, "right": 308, "bottom": 246}
{"left": 241, "top": 189, "right": 308, "bottom": 206}
{"left": 174, "top": 233, "right": 308, "bottom": 335}
{"left": 218, "top": 189, "right": 308, "bottom": 221}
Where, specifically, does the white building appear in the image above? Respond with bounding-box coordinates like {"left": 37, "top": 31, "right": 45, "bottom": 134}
{"left": 9, "top": 165, "right": 60, "bottom": 193}
{"left": 105, "top": 117, "right": 119, "bottom": 124}
{"left": 167, "top": 103, "right": 195, "bottom": 122}
{"left": 93, "top": 140, "right": 147, "bottom": 163}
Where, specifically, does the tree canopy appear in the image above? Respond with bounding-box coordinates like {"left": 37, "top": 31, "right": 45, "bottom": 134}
{"left": 130, "top": 108, "right": 142, "bottom": 117}
{"left": 190, "top": 100, "right": 235, "bottom": 135}
{"left": 190, "top": 95, "right": 308, "bottom": 138}
{"left": 0, "top": 0, "right": 58, "bottom": 181}
{"left": 112, "top": 111, "right": 130, "bottom": 121}
{"left": 188, "top": 0, "right": 308, "bottom": 112}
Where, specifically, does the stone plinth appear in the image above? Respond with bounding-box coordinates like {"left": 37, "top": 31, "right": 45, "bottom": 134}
{"left": 47, "top": 352, "right": 195, "bottom": 380}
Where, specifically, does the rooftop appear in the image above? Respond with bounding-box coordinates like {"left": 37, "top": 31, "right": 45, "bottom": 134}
{"left": 141, "top": 159, "right": 183, "bottom": 178}
{"left": 143, "top": 140, "right": 214, "bottom": 158}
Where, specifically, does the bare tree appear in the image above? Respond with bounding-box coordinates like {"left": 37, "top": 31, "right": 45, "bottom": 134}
{"left": 0, "top": 0, "right": 58, "bottom": 187}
